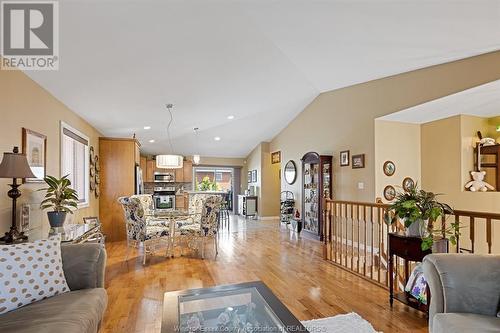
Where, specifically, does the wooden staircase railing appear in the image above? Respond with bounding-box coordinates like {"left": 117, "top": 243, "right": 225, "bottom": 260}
{"left": 323, "top": 199, "right": 500, "bottom": 289}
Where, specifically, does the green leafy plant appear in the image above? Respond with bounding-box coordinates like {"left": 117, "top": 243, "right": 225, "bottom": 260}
{"left": 196, "top": 176, "right": 219, "bottom": 191}
{"left": 384, "top": 184, "right": 459, "bottom": 250}
{"left": 39, "top": 175, "right": 79, "bottom": 213}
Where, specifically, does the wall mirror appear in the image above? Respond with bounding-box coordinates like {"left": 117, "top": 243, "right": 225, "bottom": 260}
{"left": 284, "top": 160, "right": 297, "bottom": 185}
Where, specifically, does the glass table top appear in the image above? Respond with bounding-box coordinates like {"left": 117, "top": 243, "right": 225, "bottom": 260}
{"left": 28, "top": 221, "right": 100, "bottom": 242}
{"left": 162, "top": 281, "right": 307, "bottom": 333}
{"left": 178, "top": 287, "right": 284, "bottom": 332}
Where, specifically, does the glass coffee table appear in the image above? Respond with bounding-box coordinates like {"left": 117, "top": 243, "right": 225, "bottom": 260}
{"left": 162, "top": 281, "right": 308, "bottom": 332}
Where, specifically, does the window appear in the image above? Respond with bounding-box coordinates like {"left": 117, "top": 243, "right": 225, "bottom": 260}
{"left": 194, "top": 167, "right": 233, "bottom": 192}
{"left": 215, "top": 172, "right": 222, "bottom": 182}
{"left": 60, "top": 122, "right": 90, "bottom": 207}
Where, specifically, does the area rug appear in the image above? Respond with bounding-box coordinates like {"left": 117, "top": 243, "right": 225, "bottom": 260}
{"left": 301, "top": 312, "right": 380, "bottom": 333}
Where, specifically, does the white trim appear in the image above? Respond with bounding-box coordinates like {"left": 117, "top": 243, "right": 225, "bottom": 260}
{"left": 259, "top": 216, "right": 280, "bottom": 220}
{"left": 60, "top": 121, "right": 90, "bottom": 209}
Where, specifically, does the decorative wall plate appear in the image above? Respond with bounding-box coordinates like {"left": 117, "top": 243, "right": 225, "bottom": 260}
{"left": 95, "top": 187, "right": 100, "bottom": 198}
{"left": 383, "top": 161, "right": 396, "bottom": 176}
{"left": 383, "top": 185, "right": 396, "bottom": 201}
{"left": 90, "top": 180, "right": 95, "bottom": 191}
{"left": 89, "top": 146, "right": 95, "bottom": 164}
{"left": 402, "top": 177, "right": 415, "bottom": 192}
{"left": 95, "top": 174, "right": 100, "bottom": 184}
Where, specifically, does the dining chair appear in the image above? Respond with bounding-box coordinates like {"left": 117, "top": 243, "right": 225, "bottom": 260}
{"left": 129, "top": 194, "right": 168, "bottom": 227}
{"left": 118, "top": 196, "right": 171, "bottom": 265}
{"left": 178, "top": 195, "right": 222, "bottom": 259}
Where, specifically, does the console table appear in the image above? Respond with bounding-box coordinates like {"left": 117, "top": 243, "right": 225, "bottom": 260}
{"left": 388, "top": 233, "right": 433, "bottom": 313}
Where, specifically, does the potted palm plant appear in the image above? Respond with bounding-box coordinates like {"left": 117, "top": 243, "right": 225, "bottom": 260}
{"left": 384, "top": 185, "right": 460, "bottom": 250}
{"left": 39, "top": 175, "right": 79, "bottom": 228}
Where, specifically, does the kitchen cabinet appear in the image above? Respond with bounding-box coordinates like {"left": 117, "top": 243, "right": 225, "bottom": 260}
{"left": 140, "top": 156, "right": 147, "bottom": 175}
{"left": 99, "top": 137, "right": 140, "bottom": 242}
{"left": 175, "top": 195, "right": 186, "bottom": 209}
{"left": 146, "top": 160, "right": 155, "bottom": 183}
{"left": 175, "top": 167, "right": 184, "bottom": 182}
{"left": 183, "top": 161, "right": 193, "bottom": 182}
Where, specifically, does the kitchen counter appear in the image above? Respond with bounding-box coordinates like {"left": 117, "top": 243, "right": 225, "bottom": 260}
{"left": 186, "top": 191, "right": 226, "bottom": 195}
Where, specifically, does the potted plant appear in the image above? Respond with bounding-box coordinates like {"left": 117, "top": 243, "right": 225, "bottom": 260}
{"left": 39, "top": 175, "right": 79, "bottom": 228}
{"left": 384, "top": 185, "right": 460, "bottom": 250}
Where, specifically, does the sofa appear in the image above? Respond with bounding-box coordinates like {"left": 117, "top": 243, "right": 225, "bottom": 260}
{"left": 0, "top": 243, "right": 108, "bottom": 333}
{"left": 423, "top": 254, "right": 500, "bottom": 333}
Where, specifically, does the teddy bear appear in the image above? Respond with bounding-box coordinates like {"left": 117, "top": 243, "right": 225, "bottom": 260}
{"left": 465, "top": 171, "right": 495, "bottom": 192}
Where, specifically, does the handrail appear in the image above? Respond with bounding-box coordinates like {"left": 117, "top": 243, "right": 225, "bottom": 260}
{"left": 323, "top": 199, "right": 500, "bottom": 290}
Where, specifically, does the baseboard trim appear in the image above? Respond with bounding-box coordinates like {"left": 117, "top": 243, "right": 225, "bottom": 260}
{"left": 259, "top": 216, "right": 280, "bottom": 220}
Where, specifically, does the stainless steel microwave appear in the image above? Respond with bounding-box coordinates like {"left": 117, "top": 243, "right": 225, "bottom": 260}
{"left": 154, "top": 172, "right": 175, "bottom": 183}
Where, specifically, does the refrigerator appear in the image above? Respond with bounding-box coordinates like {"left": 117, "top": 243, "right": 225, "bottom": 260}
{"left": 135, "top": 164, "right": 144, "bottom": 194}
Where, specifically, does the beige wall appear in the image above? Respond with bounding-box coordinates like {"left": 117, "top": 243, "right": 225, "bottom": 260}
{"left": 260, "top": 143, "right": 281, "bottom": 217}
{"left": 374, "top": 120, "right": 421, "bottom": 203}
{"left": 270, "top": 50, "right": 500, "bottom": 215}
{"left": 245, "top": 143, "right": 262, "bottom": 214}
{"left": 0, "top": 69, "right": 101, "bottom": 235}
{"left": 421, "top": 115, "right": 500, "bottom": 253}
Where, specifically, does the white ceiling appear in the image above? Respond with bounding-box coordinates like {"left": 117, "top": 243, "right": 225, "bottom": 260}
{"left": 380, "top": 79, "right": 500, "bottom": 124}
{"left": 25, "top": 0, "right": 500, "bottom": 157}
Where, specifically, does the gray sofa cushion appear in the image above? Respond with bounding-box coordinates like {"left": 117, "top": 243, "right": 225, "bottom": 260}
{"left": 433, "top": 313, "right": 500, "bottom": 333}
{"left": 0, "top": 288, "right": 107, "bottom": 333}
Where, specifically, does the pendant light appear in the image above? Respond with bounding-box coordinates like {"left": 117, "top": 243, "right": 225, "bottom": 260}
{"left": 156, "top": 104, "right": 184, "bottom": 169}
{"left": 193, "top": 127, "right": 201, "bottom": 165}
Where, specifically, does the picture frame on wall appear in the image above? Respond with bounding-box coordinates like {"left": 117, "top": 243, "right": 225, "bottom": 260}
{"left": 252, "top": 170, "right": 257, "bottom": 183}
{"left": 22, "top": 128, "right": 47, "bottom": 183}
{"left": 248, "top": 171, "right": 252, "bottom": 183}
{"left": 271, "top": 151, "right": 281, "bottom": 164}
{"left": 340, "top": 150, "right": 350, "bottom": 167}
{"left": 352, "top": 154, "right": 365, "bottom": 169}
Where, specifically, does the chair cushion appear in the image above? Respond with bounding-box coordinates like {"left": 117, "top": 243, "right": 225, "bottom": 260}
{"left": 179, "top": 223, "right": 202, "bottom": 236}
{"left": 144, "top": 225, "right": 170, "bottom": 240}
{"left": 0, "top": 288, "right": 107, "bottom": 333}
{"left": 433, "top": 313, "right": 500, "bottom": 333}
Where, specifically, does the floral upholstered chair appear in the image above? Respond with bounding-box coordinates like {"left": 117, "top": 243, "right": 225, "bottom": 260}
{"left": 129, "top": 194, "right": 167, "bottom": 227}
{"left": 178, "top": 195, "right": 222, "bottom": 259}
{"left": 118, "top": 196, "right": 171, "bottom": 265}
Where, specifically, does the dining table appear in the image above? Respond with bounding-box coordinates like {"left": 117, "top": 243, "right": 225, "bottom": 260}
{"left": 146, "top": 209, "right": 198, "bottom": 257}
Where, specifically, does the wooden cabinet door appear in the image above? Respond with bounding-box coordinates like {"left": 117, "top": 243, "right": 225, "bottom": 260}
{"left": 175, "top": 195, "right": 185, "bottom": 209}
{"left": 140, "top": 156, "right": 147, "bottom": 174}
{"left": 146, "top": 160, "right": 155, "bottom": 182}
{"left": 183, "top": 161, "right": 193, "bottom": 183}
{"left": 175, "top": 167, "right": 184, "bottom": 183}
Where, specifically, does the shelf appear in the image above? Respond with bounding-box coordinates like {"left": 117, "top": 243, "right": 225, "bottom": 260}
{"left": 393, "top": 292, "right": 428, "bottom": 313}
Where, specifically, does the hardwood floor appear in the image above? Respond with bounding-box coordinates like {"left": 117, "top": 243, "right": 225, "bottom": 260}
{"left": 101, "top": 216, "right": 428, "bottom": 332}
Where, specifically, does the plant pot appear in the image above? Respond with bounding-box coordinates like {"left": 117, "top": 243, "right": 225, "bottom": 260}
{"left": 47, "top": 211, "right": 67, "bottom": 228}
{"left": 405, "top": 219, "right": 428, "bottom": 238}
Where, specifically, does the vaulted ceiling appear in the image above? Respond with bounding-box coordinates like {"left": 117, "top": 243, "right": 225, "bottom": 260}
{"left": 26, "top": 0, "right": 500, "bottom": 157}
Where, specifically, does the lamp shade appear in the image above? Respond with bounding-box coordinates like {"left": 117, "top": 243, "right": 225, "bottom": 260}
{"left": 0, "top": 151, "right": 36, "bottom": 179}
{"left": 193, "top": 154, "right": 201, "bottom": 165}
{"left": 156, "top": 155, "right": 183, "bottom": 169}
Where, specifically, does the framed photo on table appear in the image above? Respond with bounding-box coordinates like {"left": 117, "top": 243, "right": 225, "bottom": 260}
{"left": 22, "top": 128, "right": 47, "bottom": 183}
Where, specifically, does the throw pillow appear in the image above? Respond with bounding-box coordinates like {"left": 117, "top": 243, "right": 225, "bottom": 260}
{"left": 0, "top": 235, "right": 70, "bottom": 314}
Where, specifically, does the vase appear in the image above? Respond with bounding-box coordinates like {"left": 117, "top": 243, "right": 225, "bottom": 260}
{"left": 47, "top": 211, "right": 67, "bottom": 228}
{"left": 405, "top": 219, "right": 428, "bottom": 237}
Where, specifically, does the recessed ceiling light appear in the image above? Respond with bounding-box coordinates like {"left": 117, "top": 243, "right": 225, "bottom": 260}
{"left": 214, "top": 137, "right": 221, "bottom": 141}
{"left": 144, "top": 126, "right": 151, "bottom": 130}
{"left": 148, "top": 139, "right": 155, "bottom": 143}
{"left": 227, "top": 115, "right": 234, "bottom": 120}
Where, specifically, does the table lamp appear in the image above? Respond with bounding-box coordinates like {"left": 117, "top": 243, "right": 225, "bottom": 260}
{"left": 0, "top": 146, "right": 35, "bottom": 243}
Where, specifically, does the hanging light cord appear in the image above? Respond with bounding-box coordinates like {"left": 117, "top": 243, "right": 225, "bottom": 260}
{"left": 166, "top": 104, "right": 174, "bottom": 153}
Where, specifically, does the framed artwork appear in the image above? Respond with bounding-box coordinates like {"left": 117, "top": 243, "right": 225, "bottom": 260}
{"left": 271, "top": 151, "right": 281, "bottom": 164}
{"left": 247, "top": 171, "right": 252, "bottom": 183}
{"left": 22, "top": 128, "right": 47, "bottom": 183}
{"left": 384, "top": 185, "right": 396, "bottom": 201}
{"left": 352, "top": 154, "right": 365, "bottom": 169}
{"left": 252, "top": 170, "right": 257, "bottom": 183}
{"left": 340, "top": 150, "right": 350, "bottom": 167}
{"left": 402, "top": 177, "right": 415, "bottom": 192}
{"left": 383, "top": 160, "right": 396, "bottom": 176}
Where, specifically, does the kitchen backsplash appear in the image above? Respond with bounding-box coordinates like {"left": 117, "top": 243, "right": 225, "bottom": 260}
{"left": 144, "top": 182, "right": 193, "bottom": 194}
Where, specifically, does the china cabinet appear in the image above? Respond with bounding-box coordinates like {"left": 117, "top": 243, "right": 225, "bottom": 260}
{"left": 301, "top": 152, "right": 332, "bottom": 240}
